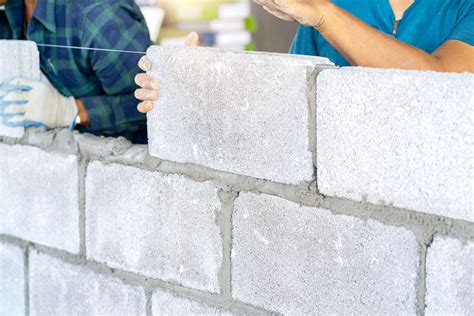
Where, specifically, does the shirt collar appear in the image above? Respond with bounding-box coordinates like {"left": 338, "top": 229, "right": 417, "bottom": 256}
{"left": 5, "top": 0, "right": 56, "bottom": 37}
{"left": 33, "top": 0, "right": 56, "bottom": 33}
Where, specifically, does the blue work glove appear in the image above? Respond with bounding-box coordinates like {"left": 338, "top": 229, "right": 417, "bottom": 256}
{"left": 0, "top": 76, "right": 78, "bottom": 129}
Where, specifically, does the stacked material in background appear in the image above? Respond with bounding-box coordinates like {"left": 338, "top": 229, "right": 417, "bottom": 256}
{"left": 135, "top": 0, "right": 295, "bottom": 53}
{"left": 157, "top": 0, "right": 256, "bottom": 50}
{"left": 135, "top": 0, "right": 166, "bottom": 42}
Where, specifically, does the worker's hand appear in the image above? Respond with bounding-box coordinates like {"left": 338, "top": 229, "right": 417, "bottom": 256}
{"left": 135, "top": 32, "right": 200, "bottom": 113}
{"left": 0, "top": 76, "right": 78, "bottom": 128}
{"left": 252, "top": 0, "right": 331, "bottom": 28}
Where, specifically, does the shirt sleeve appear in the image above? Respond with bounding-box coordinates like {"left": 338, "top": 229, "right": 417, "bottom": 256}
{"left": 289, "top": 24, "right": 319, "bottom": 56}
{"left": 0, "top": 11, "right": 12, "bottom": 39}
{"left": 448, "top": 4, "right": 474, "bottom": 46}
{"left": 79, "top": 2, "right": 152, "bottom": 137}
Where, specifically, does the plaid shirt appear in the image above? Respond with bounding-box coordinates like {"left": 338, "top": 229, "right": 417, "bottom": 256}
{"left": 1, "top": 0, "right": 152, "bottom": 143}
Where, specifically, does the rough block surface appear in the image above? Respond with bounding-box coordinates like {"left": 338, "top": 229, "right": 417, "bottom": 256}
{"left": 317, "top": 68, "right": 474, "bottom": 222}
{"left": 152, "top": 289, "right": 231, "bottom": 315}
{"left": 86, "top": 162, "right": 222, "bottom": 293}
{"left": 232, "top": 192, "right": 419, "bottom": 315}
{"left": 29, "top": 250, "right": 146, "bottom": 315}
{"left": 0, "top": 144, "right": 79, "bottom": 253}
{"left": 0, "top": 40, "right": 41, "bottom": 138}
{"left": 147, "top": 46, "right": 333, "bottom": 184}
{"left": 425, "top": 236, "right": 474, "bottom": 315}
{"left": 0, "top": 243, "right": 24, "bottom": 316}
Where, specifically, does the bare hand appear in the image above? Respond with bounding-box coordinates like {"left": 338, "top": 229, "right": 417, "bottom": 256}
{"left": 135, "top": 32, "right": 200, "bottom": 113}
{"left": 252, "top": 0, "right": 330, "bottom": 27}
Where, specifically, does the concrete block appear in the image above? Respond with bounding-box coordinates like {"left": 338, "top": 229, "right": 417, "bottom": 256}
{"left": 317, "top": 68, "right": 474, "bottom": 222}
{"left": 0, "top": 243, "right": 24, "bottom": 316}
{"left": 29, "top": 250, "right": 146, "bottom": 315}
{"left": 0, "top": 124, "right": 24, "bottom": 140}
{"left": 0, "top": 144, "right": 80, "bottom": 253}
{"left": 152, "top": 289, "right": 231, "bottom": 315}
{"left": 425, "top": 236, "right": 474, "bottom": 315}
{"left": 146, "top": 46, "right": 333, "bottom": 185}
{"left": 232, "top": 192, "right": 419, "bottom": 315}
{"left": 86, "top": 162, "right": 222, "bottom": 293}
{"left": 0, "top": 40, "right": 41, "bottom": 138}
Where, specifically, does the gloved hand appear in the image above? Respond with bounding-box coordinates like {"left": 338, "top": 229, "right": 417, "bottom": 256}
{"left": 252, "top": 0, "right": 331, "bottom": 27}
{"left": 0, "top": 75, "right": 78, "bottom": 128}
{"left": 134, "top": 32, "right": 199, "bottom": 113}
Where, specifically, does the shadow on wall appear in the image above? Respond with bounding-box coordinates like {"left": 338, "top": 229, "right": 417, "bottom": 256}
{"left": 251, "top": 3, "right": 298, "bottom": 53}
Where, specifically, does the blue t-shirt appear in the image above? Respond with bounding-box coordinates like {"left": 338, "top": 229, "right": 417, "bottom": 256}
{"left": 290, "top": 0, "right": 474, "bottom": 66}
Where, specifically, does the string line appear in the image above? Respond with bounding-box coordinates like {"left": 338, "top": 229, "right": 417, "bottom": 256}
{"left": 36, "top": 43, "right": 146, "bottom": 55}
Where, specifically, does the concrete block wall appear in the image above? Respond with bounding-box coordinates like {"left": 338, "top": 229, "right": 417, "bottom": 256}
{"left": 1, "top": 46, "right": 473, "bottom": 315}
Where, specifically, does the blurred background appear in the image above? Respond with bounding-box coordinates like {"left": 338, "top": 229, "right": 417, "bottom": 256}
{"left": 135, "top": 0, "right": 298, "bottom": 53}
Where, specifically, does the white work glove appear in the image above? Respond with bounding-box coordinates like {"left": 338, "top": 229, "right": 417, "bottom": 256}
{"left": 0, "top": 75, "right": 78, "bottom": 128}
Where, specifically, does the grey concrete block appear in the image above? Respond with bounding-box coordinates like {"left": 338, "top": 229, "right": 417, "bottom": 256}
{"left": 425, "top": 236, "right": 474, "bottom": 315}
{"left": 86, "top": 162, "right": 222, "bottom": 293}
{"left": 317, "top": 68, "right": 474, "bottom": 222}
{"left": 29, "top": 250, "right": 146, "bottom": 315}
{"left": 0, "top": 40, "right": 40, "bottom": 80}
{"left": 232, "top": 192, "right": 419, "bottom": 315}
{"left": 146, "top": 46, "right": 333, "bottom": 185}
{"left": 152, "top": 289, "right": 231, "bottom": 315}
{"left": 0, "top": 243, "right": 24, "bottom": 316}
{"left": 0, "top": 144, "right": 80, "bottom": 253}
{"left": 0, "top": 124, "right": 24, "bottom": 140}
{"left": 0, "top": 40, "right": 41, "bottom": 138}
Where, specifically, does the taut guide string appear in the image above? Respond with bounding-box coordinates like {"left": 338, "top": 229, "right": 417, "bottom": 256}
{"left": 36, "top": 43, "right": 147, "bottom": 55}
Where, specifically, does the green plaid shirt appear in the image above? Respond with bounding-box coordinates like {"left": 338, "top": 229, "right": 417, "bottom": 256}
{"left": 1, "top": 0, "right": 152, "bottom": 143}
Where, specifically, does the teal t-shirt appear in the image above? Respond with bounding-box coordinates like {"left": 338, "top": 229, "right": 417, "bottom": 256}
{"left": 290, "top": 0, "right": 474, "bottom": 66}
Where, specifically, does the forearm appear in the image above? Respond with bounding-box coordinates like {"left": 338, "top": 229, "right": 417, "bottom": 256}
{"left": 75, "top": 99, "right": 90, "bottom": 125}
{"left": 80, "top": 92, "right": 146, "bottom": 133}
{"left": 317, "top": 3, "right": 445, "bottom": 71}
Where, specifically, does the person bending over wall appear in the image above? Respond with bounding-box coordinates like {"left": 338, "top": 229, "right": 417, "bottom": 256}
{"left": 134, "top": 0, "right": 474, "bottom": 113}
{"left": 0, "top": 0, "right": 152, "bottom": 144}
